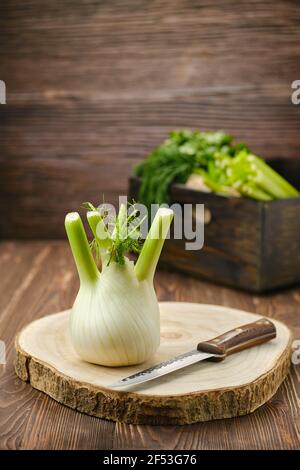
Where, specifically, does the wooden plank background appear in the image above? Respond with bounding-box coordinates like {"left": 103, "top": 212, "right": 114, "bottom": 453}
{"left": 0, "top": 0, "right": 300, "bottom": 238}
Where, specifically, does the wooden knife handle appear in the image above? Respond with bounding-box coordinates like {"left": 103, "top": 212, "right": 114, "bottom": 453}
{"left": 197, "top": 318, "right": 276, "bottom": 362}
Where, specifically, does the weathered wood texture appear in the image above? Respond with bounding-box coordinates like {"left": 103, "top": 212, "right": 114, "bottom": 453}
{"left": 0, "top": 241, "right": 300, "bottom": 449}
{"left": 0, "top": 1, "right": 300, "bottom": 238}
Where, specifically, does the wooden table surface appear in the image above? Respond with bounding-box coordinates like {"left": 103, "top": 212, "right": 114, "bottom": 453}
{"left": 0, "top": 240, "right": 300, "bottom": 450}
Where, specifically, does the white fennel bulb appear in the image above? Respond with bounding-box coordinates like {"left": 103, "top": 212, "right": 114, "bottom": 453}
{"left": 65, "top": 205, "right": 173, "bottom": 367}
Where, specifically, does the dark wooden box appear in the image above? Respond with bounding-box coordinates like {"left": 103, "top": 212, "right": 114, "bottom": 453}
{"left": 129, "top": 159, "right": 300, "bottom": 293}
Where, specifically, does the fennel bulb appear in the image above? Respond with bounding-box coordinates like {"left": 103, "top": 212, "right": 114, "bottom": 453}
{"left": 65, "top": 206, "right": 173, "bottom": 367}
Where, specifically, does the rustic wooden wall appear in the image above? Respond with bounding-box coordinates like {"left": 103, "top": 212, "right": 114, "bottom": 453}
{"left": 0, "top": 0, "right": 300, "bottom": 238}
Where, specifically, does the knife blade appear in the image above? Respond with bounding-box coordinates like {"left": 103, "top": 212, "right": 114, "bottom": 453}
{"left": 108, "top": 350, "right": 213, "bottom": 388}
{"left": 108, "top": 317, "right": 276, "bottom": 389}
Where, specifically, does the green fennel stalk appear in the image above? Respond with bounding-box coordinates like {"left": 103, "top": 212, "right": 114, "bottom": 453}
{"left": 135, "top": 208, "right": 174, "bottom": 282}
{"left": 65, "top": 213, "right": 99, "bottom": 284}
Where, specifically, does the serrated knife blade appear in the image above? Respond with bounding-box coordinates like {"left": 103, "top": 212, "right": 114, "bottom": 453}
{"left": 108, "top": 350, "right": 214, "bottom": 388}
{"left": 107, "top": 317, "right": 277, "bottom": 389}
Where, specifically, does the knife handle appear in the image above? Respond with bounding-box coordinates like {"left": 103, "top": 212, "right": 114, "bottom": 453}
{"left": 197, "top": 318, "right": 276, "bottom": 362}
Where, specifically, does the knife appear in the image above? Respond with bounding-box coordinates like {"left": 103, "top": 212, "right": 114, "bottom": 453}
{"left": 108, "top": 318, "right": 276, "bottom": 389}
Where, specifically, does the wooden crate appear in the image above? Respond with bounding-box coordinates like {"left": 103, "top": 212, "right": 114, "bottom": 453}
{"left": 129, "top": 159, "right": 300, "bottom": 293}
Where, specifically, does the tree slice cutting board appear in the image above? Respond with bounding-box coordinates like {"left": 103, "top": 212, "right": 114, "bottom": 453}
{"left": 15, "top": 302, "right": 292, "bottom": 425}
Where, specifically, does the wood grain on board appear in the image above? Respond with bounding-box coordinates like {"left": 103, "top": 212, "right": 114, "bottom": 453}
{"left": 0, "top": 241, "right": 299, "bottom": 449}
{"left": 1, "top": 0, "right": 300, "bottom": 238}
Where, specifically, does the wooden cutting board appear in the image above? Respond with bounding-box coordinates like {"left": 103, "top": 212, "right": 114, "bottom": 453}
{"left": 15, "top": 302, "right": 292, "bottom": 425}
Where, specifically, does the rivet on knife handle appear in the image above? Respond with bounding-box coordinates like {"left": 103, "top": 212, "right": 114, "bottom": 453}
{"left": 197, "top": 318, "right": 276, "bottom": 362}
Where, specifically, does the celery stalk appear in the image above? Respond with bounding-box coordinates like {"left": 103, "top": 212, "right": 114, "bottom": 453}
{"left": 248, "top": 155, "right": 299, "bottom": 198}
{"left": 240, "top": 182, "right": 273, "bottom": 201}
